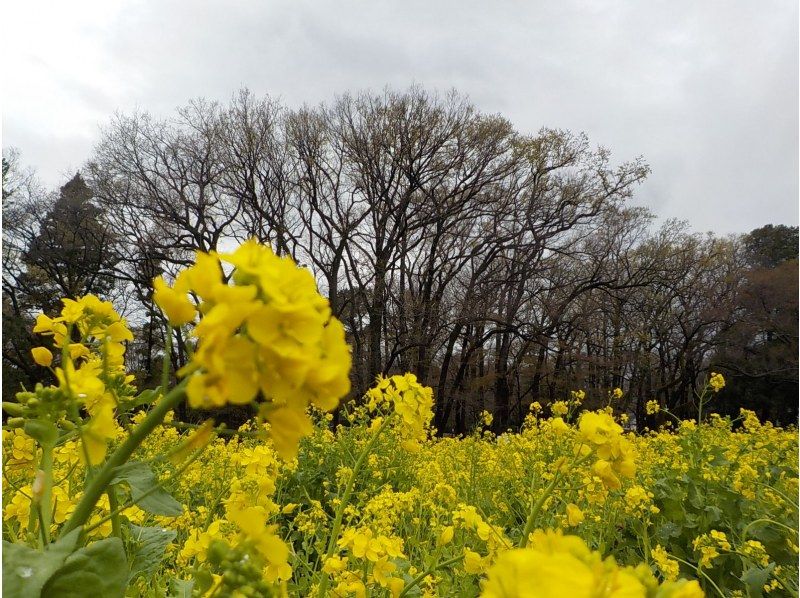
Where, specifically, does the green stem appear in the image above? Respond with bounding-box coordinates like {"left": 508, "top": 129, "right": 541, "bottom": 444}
{"left": 317, "top": 418, "right": 390, "bottom": 597}
{"left": 39, "top": 442, "right": 54, "bottom": 544}
{"left": 773, "top": 574, "right": 799, "bottom": 598}
{"left": 84, "top": 442, "right": 207, "bottom": 535}
{"left": 641, "top": 521, "right": 651, "bottom": 565}
{"left": 519, "top": 470, "right": 562, "bottom": 548}
{"left": 753, "top": 481, "right": 799, "bottom": 512}
{"left": 26, "top": 493, "right": 38, "bottom": 545}
{"left": 696, "top": 381, "right": 710, "bottom": 423}
{"left": 518, "top": 450, "right": 592, "bottom": 548}
{"left": 61, "top": 379, "right": 188, "bottom": 535}
{"left": 106, "top": 487, "right": 121, "bottom": 538}
{"left": 398, "top": 555, "right": 463, "bottom": 598}
{"left": 36, "top": 504, "right": 48, "bottom": 547}
{"left": 669, "top": 555, "right": 725, "bottom": 598}
{"left": 741, "top": 518, "right": 796, "bottom": 539}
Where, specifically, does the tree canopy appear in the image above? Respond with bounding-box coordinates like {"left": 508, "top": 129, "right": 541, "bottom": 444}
{"left": 3, "top": 88, "right": 797, "bottom": 430}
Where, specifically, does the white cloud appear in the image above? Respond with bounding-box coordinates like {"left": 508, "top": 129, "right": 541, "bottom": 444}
{"left": 2, "top": 0, "right": 797, "bottom": 233}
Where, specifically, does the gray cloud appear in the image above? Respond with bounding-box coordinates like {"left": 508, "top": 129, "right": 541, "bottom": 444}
{"left": 3, "top": 0, "right": 797, "bottom": 234}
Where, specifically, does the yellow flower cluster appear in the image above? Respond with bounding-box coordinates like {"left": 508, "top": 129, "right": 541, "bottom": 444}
{"left": 173, "top": 436, "right": 293, "bottom": 589}
{"left": 33, "top": 295, "right": 133, "bottom": 362}
{"left": 153, "top": 240, "right": 352, "bottom": 459}
{"left": 565, "top": 503, "right": 584, "bottom": 527}
{"left": 651, "top": 544, "right": 679, "bottom": 581}
{"left": 4, "top": 386, "right": 796, "bottom": 596}
{"left": 623, "top": 485, "right": 658, "bottom": 517}
{"left": 645, "top": 400, "right": 660, "bottom": 415}
{"left": 740, "top": 408, "right": 761, "bottom": 431}
{"left": 366, "top": 373, "right": 434, "bottom": 450}
{"left": 329, "top": 528, "right": 406, "bottom": 595}
{"left": 453, "top": 505, "right": 506, "bottom": 546}
{"left": 481, "top": 529, "right": 703, "bottom": 598}
{"left": 227, "top": 506, "right": 292, "bottom": 582}
{"left": 4, "top": 429, "right": 36, "bottom": 469}
{"left": 30, "top": 295, "right": 133, "bottom": 464}
{"left": 741, "top": 539, "right": 770, "bottom": 567}
{"left": 578, "top": 411, "right": 636, "bottom": 490}
{"left": 709, "top": 372, "right": 725, "bottom": 393}
{"left": 692, "top": 530, "right": 731, "bottom": 568}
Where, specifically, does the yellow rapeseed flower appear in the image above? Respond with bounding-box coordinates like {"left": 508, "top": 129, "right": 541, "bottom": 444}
{"left": 166, "top": 240, "right": 351, "bottom": 460}
{"left": 709, "top": 372, "right": 725, "bottom": 393}
{"left": 81, "top": 404, "right": 119, "bottom": 465}
{"left": 31, "top": 347, "right": 53, "bottom": 367}
{"left": 566, "top": 503, "right": 584, "bottom": 527}
{"left": 152, "top": 275, "right": 196, "bottom": 326}
{"left": 646, "top": 400, "right": 660, "bottom": 415}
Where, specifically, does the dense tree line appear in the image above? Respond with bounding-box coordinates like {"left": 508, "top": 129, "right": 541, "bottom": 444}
{"left": 3, "top": 88, "right": 797, "bottom": 432}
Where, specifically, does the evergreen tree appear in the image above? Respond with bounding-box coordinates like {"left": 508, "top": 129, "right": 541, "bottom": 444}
{"left": 3, "top": 170, "right": 120, "bottom": 397}
{"left": 21, "top": 173, "right": 119, "bottom": 313}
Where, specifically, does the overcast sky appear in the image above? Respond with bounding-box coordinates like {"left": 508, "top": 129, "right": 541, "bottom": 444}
{"left": 2, "top": 0, "right": 797, "bottom": 234}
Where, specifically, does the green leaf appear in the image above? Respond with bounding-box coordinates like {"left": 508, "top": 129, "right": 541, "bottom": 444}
{"left": 127, "top": 524, "right": 177, "bottom": 582}
{"left": 682, "top": 511, "right": 699, "bottom": 529}
{"left": 708, "top": 446, "right": 730, "bottom": 467}
{"left": 656, "top": 521, "right": 682, "bottom": 541}
{"left": 192, "top": 568, "right": 214, "bottom": 594}
{"left": 168, "top": 577, "right": 195, "bottom": 598}
{"left": 702, "top": 505, "right": 722, "bottom": 525}
{"left": 740, "top": 563, "right": 775, "bottom": 598}
{"left": 111, "top": 461, "right": 183, "bottom": 516}
{"left": 41, "top": 537, "right": 127, "bottom": 598}
{"left": 121, "top": 388, "right": 162, "bottom": 411}
{"left": 2, "top": 528, "right": 81, "bottom": 597}
{"left": 748, "top": 523, "right": 782, "bottom": 544}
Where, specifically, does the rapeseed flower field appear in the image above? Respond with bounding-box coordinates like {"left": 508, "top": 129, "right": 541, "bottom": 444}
{"left": 3, "top": 241, "right": 797, "bottom": 597}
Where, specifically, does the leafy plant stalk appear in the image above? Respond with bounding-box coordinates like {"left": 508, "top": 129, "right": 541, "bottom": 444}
{"left": 61, "top": 379, "right": 188, "bottom": 535}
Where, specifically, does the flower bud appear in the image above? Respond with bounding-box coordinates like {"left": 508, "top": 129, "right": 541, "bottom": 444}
{"left": 31, "top": 347, "right": 53, "bottom": 367}
{"left": 2, "top": 402, "right": 26, "bottom": 417}
{"left": 15, "top": 392, "right": 36, "bottom": 405}
{"left": 437, "top": 526, "right": 455, "bottom": 547}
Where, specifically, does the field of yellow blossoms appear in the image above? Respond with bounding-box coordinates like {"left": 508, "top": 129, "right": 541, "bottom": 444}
{"left": 3, "top": 240, "right": 798, "bottom": 597}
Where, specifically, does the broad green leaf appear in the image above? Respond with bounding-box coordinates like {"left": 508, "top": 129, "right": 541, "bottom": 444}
{"left": 127, "top": 524, "right": 177, "bottom": 582}
{"left": 41, "top": 537, "right": 127, "bottom": 598}
{"left": 682, "top": 511, "right": 699, "bottom": 529}
{"left": 655, "top": 521, "right": 682, "bottom": 541}
{"left": 168, "top": 577, "right": 195, "bottom": 598}
{"left": 111, "top": 461, "right": 183, "bottom": 516}
{"left": 701, "top": 505, "right": 722, "bottom": 525}
{"left": 191, "top": 568, "right": 214, "bottom": 594}
{"left": 740, "top": 564, "right": 775, "bottom": 598}
{"left": 2, "top": 528, "right": 81, "bottom": 597}
{"left": 121, "top": 388, "right": 162, "bottom": 411}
